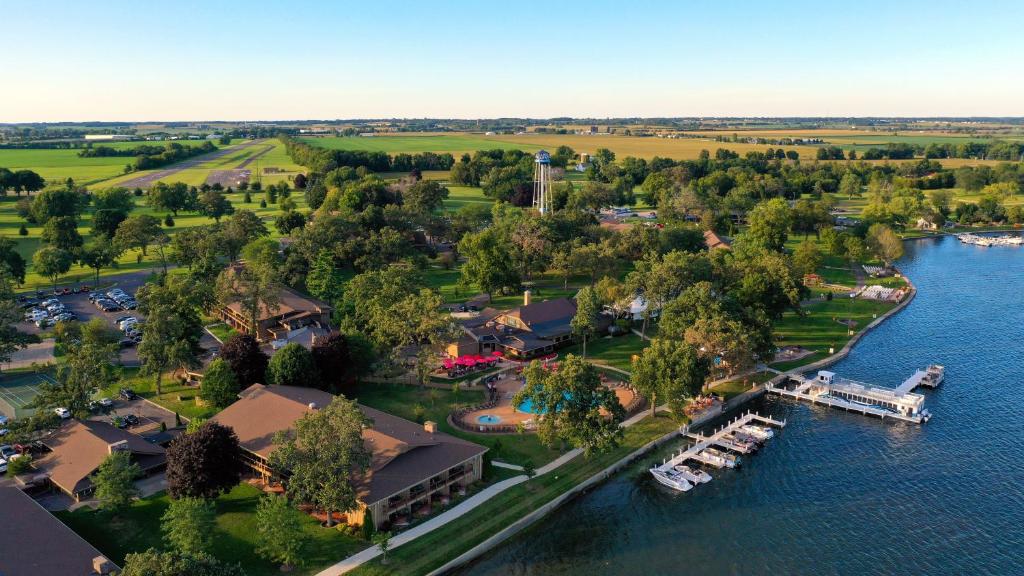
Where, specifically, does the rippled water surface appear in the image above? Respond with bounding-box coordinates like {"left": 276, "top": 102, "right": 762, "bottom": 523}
{"left": 460, "top": 236, "right": 1024, "bottom": 576}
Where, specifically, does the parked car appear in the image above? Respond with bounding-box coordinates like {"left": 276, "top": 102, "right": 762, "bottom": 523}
{"left": 0, "top": 445, "right": 15, "bottom": 460}
{"left": 97, "top": 397, "right": 114, "bottom": 408}
{"left": 0, "top": 415, "right": 7, "bottom": 427}
{"left": 54, "top": 407, "right": 71, "bottom": 419}
{"left": 115, "top": 315, "right": 133, "bottom": 324}
{"left": 121, "top": 299, "right": 138, "bottom": 310}
{"left": 97, "top": 299, "right": 119, "bottom": 312}
{"left": 119, "top": 338, "right": 137, "bottom": 348}
{"left": 0, "top": 458, "right": 7, "bottom": 474}
{"left": 88, "top": 291, "right": 103, "bottom": 301}
{"left": 119, "top": 388, "right": 139, "bottom": 401}
{"left": 118, "top": 317, "right": 138, "bottom": 330}
{"left": 13, "top": 442, "right": 47, "bottom": 456}
{"left": 112, "top": 414, "right": 140, "bottom": 429}
{"left": 76, "top": 285, "right": 92, "bottom": 293}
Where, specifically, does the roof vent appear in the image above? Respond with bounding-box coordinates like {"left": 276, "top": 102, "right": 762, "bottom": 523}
{"left": 308, "top": 402, "right": 318, "bottom": 410}
{"left": 93, "top": 556, "right": 116, "bottom": 574}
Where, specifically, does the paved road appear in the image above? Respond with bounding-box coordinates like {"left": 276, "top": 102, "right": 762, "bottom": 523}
{"left": 4, "top": 340, "right": 55, "bottom": 370}
{"left": 115, "top": 139, "right": 268, "bottom": 189}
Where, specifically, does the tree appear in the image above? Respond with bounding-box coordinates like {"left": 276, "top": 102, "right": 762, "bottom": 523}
{"left": 275, "top": 210, "right": 306, "bottom": 235}
{"left": 148, "top": 182, "right": 195, "bottom": 216}
{"left": 114, "top": 214, "right": 163, "bottom": 256}
{"left": 844, "top": 235, "right": 868, "bottom": 263}
{"left": 13, "top": 169, "right": 44, "bottom": 196}
{"left": 270, "top": 395, "right": 372, "bottom": 527}
{"left": 570, "top": 286, "right": 600, "bottom": 358}
{"left": 198, "top": 190, "right": 234, "bottom": 222}
{"left": 93, "top": 450, "right": 141, "bottom": 515}
{"left": 402, "top": 180, "right": 449, "bottom": 214}
{"left": 30, "top": 188, "right": 82, "bottom": 223}
{"left": 839, "top": 172, "right": 862, "bottom": 198}
{"left": 866, "top": 223, "right": 904, "bottom": 267}
{"left": 792, "top": 238, "right": 823, "bottom": 277}
{"left": 41, "top": 215, "right": 83, "bottom": 251}
{"left": 166, "top": 421, "right": 244, "bottom": 499}
{"left": 305, "top": 249, "right": 345, "bottom": 303}
{"left": 0, "top": 270, "right": 36, "bottom": 372}
{"left": 255, "top": 495, "right": 306, "bottom": 569}
{"left": 0, "top": 237, "right": 26, "bottom": 284}
{"left": 631, "top": 338, "right": 708, "bottom": 417}
{"left": 312, "top": 332, "right": 373, "bottom": 395}
{"left": 32, "top": 317, "right": 119, "bottom": 417}
{"left": 162, "top": 497, "right": 216, "bottom": 556}
{"left": 457, "top": 227, "right": 519, "bottom": 298}
{"left": 293, "top": 173, "right": 308, "bottom": 189}
{"left": 267, "top": 342, "right": 320, "bottom": 388}
{"left": 32, "top": 246, "right": 73, "bottom": 291}
{"left": 220, "top": 334, "right": 268, "bottom": 388}
{"left": 221, "top": 210, "right": 269, "bottom": 261}
{"left": 198, "top": 359, "right": 240, "bottom": 409}
{"left": 744, "top": 198, "right": 793, "bottom": 252}
{"left": 373, "top": 531, "right": 393, "bottom": 565}
{"left": 92, "top": 208, "right": 129, "bottom": 238}
{"left": 137, "top": 277, "right": 204, "bottom": 395}
{"left": 121, "top": 549, "right": 245, "bottom": 576}
{"left": 513, "top": 354, "right": 625, "bottom": 455}
{"left": 79, "top": 236, "right": 121, "bottom": 283}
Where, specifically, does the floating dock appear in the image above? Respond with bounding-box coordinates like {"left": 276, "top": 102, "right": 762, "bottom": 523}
{"left": 767, "top": 369, "right": 936, "bottom": 424}
{"left": 654, "top": 412, "right": 786, "bottom": 473}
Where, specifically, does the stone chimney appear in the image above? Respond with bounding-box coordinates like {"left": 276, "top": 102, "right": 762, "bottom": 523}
{"left": 93, "top": 555, "right": 115, "bottom": 574}
{"left": 107, "top": 440, "right": 128, "bottom": 454}
{"left": 523, "top": 290, "right": 532, "bottom": 306}
{"left": 423, "top": 421, "right": 437, "bottom": 434}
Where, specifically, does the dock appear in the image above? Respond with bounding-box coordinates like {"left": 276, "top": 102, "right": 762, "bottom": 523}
{"left": 654, "top": 411, "right": 786, "bottom": 472}
{"left": 766, "top": 370, "right": 933, "bottom": 424}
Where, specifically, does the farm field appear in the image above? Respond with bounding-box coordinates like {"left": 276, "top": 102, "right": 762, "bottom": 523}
{"left": 302, "top": 133, "right": 1011, "bottom": 167}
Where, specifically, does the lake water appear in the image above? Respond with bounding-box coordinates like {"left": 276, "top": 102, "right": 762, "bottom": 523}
{"left": 459, "top": 235, "right": 1024, "bottom": 576}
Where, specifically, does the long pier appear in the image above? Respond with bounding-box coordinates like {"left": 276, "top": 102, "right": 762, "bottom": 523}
{"left": 766, "top": 370, "right": 934, "bottom": 424}
{"left": 655, "top": 412, "right": 786, "bottom": 472}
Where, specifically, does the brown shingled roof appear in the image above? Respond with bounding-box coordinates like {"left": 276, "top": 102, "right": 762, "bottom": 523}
{"left": 0, "top": 486, "right": 116, "bottom": 576}
{"left": 34, "top": 420, "right": 165, "bottom": 497}
{"left": 211, "top": 384, "right": 487, "bottom": 504}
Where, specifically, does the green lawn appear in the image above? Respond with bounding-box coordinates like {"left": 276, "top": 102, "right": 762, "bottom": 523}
{"left": 770, "top": 297, "right": 896, "bottom": 370}
{"left": 205, "top": 323, "right": 238, "bottom": 344}
{"left": 101, "top": 367, "right": 216, "bottom": 421}
{"left": 349, "top": 381, "right": 563, "bottom": 467}
{"left": 443, "top": 185, "right": 493, "bottom": 212}
{"left": 564, "top": 333, "right": 649, "bottom": 372}
{"left": 57, "top": 483, "right": 367, "bottom": 576}
{"left": 710, "top": 370, "right": 774, "bottom": 400}
{"left": 349, "top": 414, "right": 679, "bottom": 576}
{"left": 300, "top": 135, "right": 527, "bottom": 155}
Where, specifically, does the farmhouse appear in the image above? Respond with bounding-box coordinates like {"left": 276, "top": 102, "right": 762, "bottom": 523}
{"left": 218, "top": 267, "right": 332, "bottom": 345}
{"left": 0, "top": 486, "right": 117, "bottom": 575}
{"left": 33, "top": 420, "right": 166, "bottom": 502}
{"left": 211, "top": 384, "right": 487, "bottom": 529}
{"left": 449, "top": 294, "right": 608, "bottom": 360}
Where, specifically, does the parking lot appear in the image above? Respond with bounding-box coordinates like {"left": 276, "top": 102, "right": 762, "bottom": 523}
{"left": 18, "top": 272, "right": 152, "bottom": 366}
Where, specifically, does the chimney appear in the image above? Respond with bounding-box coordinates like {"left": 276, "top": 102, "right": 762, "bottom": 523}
{"left": 107, "top": 440, "right": 128, "bottom": 454}
{"left": 423, "top": 421, "right": 437, "bottom": 434}
{"left": 523, "top": 290, "right": 532, "bottom": 306}
{"left": 93, "top": 556, "right": 115, "bottom": 574}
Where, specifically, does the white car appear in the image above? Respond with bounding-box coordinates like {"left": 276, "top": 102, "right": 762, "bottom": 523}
{"left": 118, "top": 318, "right": 138, "bottom": 330}
{"left": 54, "top": 407, "right": 71, "bottom": 419}
{"left": 0, "top": 458, "right": 7, "bottom": 474}
{"left": 97, "top": 398, "right": 114, "bottom": 408}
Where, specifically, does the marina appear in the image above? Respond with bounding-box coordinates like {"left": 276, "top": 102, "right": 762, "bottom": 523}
{"left": 649, "top": 411, "right": 785, "bottom": 490}
{"left": 957, "top": 232, "right": 1023, "bottom": 247}
{"left": 766, "top": 366, "right": 943, "bottom": 423}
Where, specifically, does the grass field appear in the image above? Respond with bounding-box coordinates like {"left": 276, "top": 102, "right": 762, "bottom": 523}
{"left": 770, "top": 297, "right": 896, "bottom": 371}
{"left": 57, "top": 483, "right": 367, "bottom": 576}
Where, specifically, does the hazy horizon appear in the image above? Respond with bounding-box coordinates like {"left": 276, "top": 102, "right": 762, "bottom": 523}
{"left": 4, "top": 0, "right": 1024, "bottom": 122}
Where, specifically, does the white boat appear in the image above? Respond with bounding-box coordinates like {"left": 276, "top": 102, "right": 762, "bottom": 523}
{"left": 673, "top": 464, "right": 712, "bottom": 484}
{"left": 731, "top": 430, "right": 764, "bottom": 445}
{"left": 921, "top": 364, "right": 945, "bottom": 387}
{"left": 704, "top": 447, "right": 740, "bottom": 468}
{"left": 739, "top": 424, "right": 774, "bottom": 441}
{"left": 650, "top": 467, "right": 693, "bottom": 491}
{"left": 723, "top": 433, "right": 758, "bottom": 452}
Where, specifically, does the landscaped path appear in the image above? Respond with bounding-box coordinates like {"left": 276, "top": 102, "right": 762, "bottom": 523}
{"left": 314, "top": 408, "right": 654, "bottom": 576}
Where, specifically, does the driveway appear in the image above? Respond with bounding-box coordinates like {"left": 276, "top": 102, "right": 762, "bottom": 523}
{"left": 89, "top": 397, "right": 181, "bottom": 434}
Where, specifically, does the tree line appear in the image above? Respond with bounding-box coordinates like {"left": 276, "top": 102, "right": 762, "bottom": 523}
{"left": 281, "top": 135, "right": 455, "bottom": 173}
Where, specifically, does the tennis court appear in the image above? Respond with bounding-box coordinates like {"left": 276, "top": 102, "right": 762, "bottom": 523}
{"left": 0, "top": 371, "right": 54, "bottom": 419}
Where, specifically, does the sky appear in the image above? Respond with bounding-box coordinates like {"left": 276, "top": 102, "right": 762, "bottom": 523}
{"left": 3, "top": 0, "right": 1024, "bottom": 122}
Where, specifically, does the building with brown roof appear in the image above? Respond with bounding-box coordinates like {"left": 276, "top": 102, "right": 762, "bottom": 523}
{"left": 34, "top": 420, "right": 166, "bottom": 501}
{"left": 450, "top": 293, "right": 610, "bottom": 360}
{"left": 218, "top": 265, "right": 332, "bottom": 344}
{"left": 703, "top": 229, "right": 732, "bottom": 250}
{"left": 210, "top": 384, "right": 487, "bottom": 529}
{"left": 0, "top": 486, "right": 117, "bottom": 575}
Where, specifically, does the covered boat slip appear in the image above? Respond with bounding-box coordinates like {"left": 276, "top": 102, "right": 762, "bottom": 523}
{"left": 767, "top": 369, "right": 938, "bottom": 424}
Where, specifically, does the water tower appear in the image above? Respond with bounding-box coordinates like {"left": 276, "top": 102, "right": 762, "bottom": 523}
{"left": 533, "top": 150, "right": 552, "bottom": 215}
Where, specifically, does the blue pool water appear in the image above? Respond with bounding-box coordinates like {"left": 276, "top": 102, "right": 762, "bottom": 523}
{"left": 476, "top": 414, "right": 502, "bottom": 425}
{"left": 460, "top": 234, "right": 1024, "bottom": 575}
{"left": 517, "top": 392, "right": 572, "bottom": 414}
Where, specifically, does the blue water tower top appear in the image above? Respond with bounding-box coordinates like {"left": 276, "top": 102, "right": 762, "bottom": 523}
{"left": 535, "top": 150, "right": 551, "bottom": 164}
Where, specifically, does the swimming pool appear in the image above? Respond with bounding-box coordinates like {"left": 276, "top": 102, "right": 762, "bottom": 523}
{"left": 516, "top": 392, "right": 572, "bottom": 415}
{"left": 476, "top": 414, "right": 502, "bottom": 425}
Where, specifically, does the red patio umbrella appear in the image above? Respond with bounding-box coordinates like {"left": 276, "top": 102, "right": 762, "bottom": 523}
{"left": 491, "top": 350, "right": 504, "bottom": 357}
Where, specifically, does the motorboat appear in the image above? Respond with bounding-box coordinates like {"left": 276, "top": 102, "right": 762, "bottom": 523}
{"left": 704, "top": 447, "right": 740, "bottom": 468}
{"left": 731, "top": 430, "right": 764, "bottom": 445}
{"left": 650, "top": 467, "right": 693, "bottom": 492}
{"left": 739, "top": 424, "right": 774, "bottom": 441}
{"left": 723, "top": 433, "right": 758, "bottom": 452}
{"left": 921, "top": 365, "right": 945, "bottom": 387}
{"left": 673, "top": 464, "right": 712, "bottom": 484}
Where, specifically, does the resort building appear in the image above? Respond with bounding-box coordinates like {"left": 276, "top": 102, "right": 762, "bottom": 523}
{"left": 218, "top": 265, "right": 332, "bottom": 345}
{"left": 449, "top": 294, "right": 608, "bottom": 360}
{"left": 33, "top": 420, "right": 166, "bottom": 502}
{"left": 211, "top": 384, "right": 487, "bottom": 529}
{"left": 0, "top": 486, "right": 117, "bottom": 575}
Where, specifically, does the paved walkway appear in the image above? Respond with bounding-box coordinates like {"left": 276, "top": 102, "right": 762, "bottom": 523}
{"left": 314, "top": 408, "right": 653, "bottom": 575}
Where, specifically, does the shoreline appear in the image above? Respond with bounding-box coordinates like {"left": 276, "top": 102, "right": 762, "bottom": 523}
{"left": 431, "top": 261, "right": 923, "bottom": 575}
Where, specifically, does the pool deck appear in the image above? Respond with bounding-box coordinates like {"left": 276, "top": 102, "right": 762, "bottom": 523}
{"left": 459, "top": 373, "right": 636, "bottom": 432}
